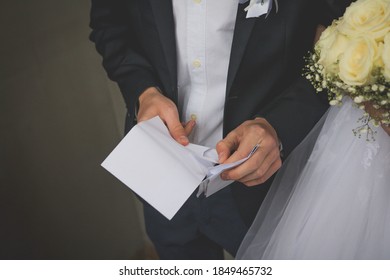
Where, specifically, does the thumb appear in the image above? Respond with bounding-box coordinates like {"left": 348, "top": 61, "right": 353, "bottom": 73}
{"left": 216, "top": 133, "right": 238, "bottom": 163}
{"left": 184, "top": 119, "right": 196, "bottom": 136}
{"left": 166, "top": 117, "right": 189, "bottom": 146}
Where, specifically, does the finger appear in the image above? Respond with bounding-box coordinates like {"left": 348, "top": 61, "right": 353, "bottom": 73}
{"left": 242, "top": 158, "right": 282, "bottom": 187}
{"left": 238, "top": 147, "right": 281, "bottom": 183}
{"left": 221, "top": 133, "right": 280, "bottom": 181}
{"left": 184, "top": 120, "right": 196, "bottom": 136}
{"left": 164, "top": 114, "right": 188, "bottom": 146}
{"left": 167, "top": 120, "right": 189, "bottom": 145}
{"left": 221, "top": 143, "right": 269, "bottom": 181}
{"left": 156, "top": 102, "right": 189, "bottom": 145}
{"left": 224, "top": 138, "right": 263, "bottom": 164}
{"left": 216, "top": 131, "right": 240, "bottom": 163}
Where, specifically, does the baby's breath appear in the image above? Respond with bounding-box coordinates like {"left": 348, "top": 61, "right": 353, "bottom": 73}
{"left": 303, "top": 50, "right": 390, "bottom": 140}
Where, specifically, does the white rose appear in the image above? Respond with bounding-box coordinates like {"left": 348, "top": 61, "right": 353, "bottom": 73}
{"left": 375, "top": 42, "right": 385, "bottom": 68}
{"left": 339, "top": 36, "right": 378, "bottom": 86}
{"left": 338, "top": 0, "right": 390, "bottom": 41}
{"left": 382, "top": 33, "right": 390, "bottom": 80}
{"left": 317, "top": 23, "right": 349, "bottom": 75}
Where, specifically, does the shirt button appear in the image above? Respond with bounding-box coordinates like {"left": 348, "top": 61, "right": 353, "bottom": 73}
{"left": 193, "top": 0, "right": 202, "bottom": 3}
{"left": 190, "top": 114, "right": 197, "bottom": 121}
{"left": 192, "top": 59, "right": 202, "bottom": 68}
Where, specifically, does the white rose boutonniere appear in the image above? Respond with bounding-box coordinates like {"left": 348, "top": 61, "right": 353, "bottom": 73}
{"left": 239, "top": 0, "right": 278, "bottom": 19}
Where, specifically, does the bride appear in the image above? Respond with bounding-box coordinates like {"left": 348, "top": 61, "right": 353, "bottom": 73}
{"left": 237, "top": 0, "right": 390, "bottom": 260}
{"left": 237, "top": 98, "right": 390, "bottom": 259}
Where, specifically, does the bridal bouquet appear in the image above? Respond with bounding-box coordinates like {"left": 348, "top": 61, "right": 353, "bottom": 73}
{"left": 304, "top": 0, "right": 390, "bottom": 138}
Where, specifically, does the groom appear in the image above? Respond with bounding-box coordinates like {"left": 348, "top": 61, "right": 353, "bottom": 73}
{"left": 90, "top": 0, "right": 350, "bottom": 259}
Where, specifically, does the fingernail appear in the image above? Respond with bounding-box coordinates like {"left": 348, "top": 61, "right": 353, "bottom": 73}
{"left": 179, "top": 136, "right": 189, "bottom": 144}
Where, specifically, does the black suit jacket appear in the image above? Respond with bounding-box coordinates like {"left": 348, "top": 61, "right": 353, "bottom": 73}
{"left": 90, "top": 0, "right": 351, "bottom": 225}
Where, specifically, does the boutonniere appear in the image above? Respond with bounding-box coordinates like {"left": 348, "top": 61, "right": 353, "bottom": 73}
{"left": 239, "top": 0, "right": 279, "bottom": 19}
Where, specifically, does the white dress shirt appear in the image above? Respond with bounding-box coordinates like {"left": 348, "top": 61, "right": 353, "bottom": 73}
{"left": 172, "top": 0, "right": 238, "bottom": 148}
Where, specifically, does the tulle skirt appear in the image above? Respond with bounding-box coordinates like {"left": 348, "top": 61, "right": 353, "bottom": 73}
{"left": 237, "top": 98, "right": 390, "bottom": 259}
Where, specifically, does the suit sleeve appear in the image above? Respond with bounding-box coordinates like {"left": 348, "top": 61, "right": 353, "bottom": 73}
{"left": 89, "top": 0, "right": 161, "bottom": 118}
{"left": 260, "top": 77, "right": 328, "bottom": 158}
{"left": 259, "top": 0, "right": 352, "bottom": 157}
{"left": 317, "top": 0, "right": 352, "bottom": 25}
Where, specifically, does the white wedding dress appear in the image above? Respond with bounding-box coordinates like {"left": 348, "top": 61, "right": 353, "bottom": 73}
{"left": 237, "top": 98, "right": 390, "bottom": 259}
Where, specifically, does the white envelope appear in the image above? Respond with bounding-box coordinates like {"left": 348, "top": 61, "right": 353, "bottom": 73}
{"left": 102, "top": 116, "right": 257, "bottom": 220}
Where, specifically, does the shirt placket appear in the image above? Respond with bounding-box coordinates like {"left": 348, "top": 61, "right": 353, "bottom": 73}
{"left": 186, "top": 0, "right": 207, "bottom": 143}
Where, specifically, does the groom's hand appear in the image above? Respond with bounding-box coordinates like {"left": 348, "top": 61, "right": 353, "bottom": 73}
{"left": 137, "top": 87, "right": 195, "bottom": 145}
{"left": 216, "top": 118, "right": 282, "bottom": 187}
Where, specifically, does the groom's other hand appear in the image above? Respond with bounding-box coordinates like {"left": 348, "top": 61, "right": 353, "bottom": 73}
{"left": 137, "top": 87, "right": 195, "bottom": 145}
{"left": 217, "top": 118, "right": 282, "bottom": 187}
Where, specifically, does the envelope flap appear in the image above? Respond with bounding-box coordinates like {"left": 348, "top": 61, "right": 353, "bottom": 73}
{"left": 186, "top": 143, "right": 219, "bottom": 164}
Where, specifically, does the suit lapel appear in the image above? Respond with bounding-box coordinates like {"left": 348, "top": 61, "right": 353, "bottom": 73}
{"left": 149, "top": 0, "right": 177, "bottom": 93}
{"left": 226, "top": 4, "right": 257, "bottom": 97}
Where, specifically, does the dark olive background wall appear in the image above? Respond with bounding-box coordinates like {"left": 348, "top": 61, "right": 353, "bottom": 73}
{"left": 0, "top": 0, "right": 148, "bottom": 259}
